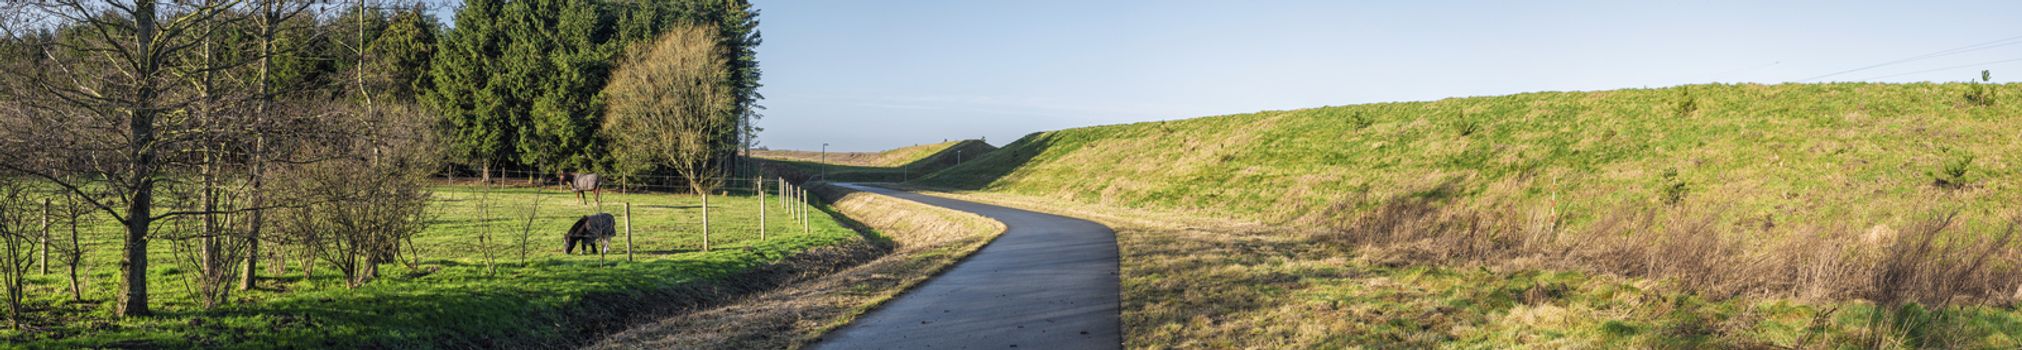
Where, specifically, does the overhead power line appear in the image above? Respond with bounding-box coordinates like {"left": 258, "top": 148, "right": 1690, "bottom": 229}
{"left": 1797, "top": 34, "right": 2022, "bottom": 82}
{"left": 1853, "top": 56, "right": 2022, "bottom": 81}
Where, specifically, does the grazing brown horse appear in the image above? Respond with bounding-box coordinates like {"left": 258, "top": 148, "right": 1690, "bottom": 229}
{"left": 558, "top": 172, "right": 601, "bottom": 205}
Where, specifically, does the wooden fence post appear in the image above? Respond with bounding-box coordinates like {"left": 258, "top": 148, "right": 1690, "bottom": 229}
{"left": 624, "top": 202, "right": 633, "bottom": 262}
{"left": 757, "top": 176, "right": 766, "bottom": 241}
{"left": 701, "top": 192, "right": 711, "bottom": 252}
{"left": 41, "top": 199, "right": 50, "bottom": 275}
{"left": 801, "top": 188, "right": 810, "bottom": 234}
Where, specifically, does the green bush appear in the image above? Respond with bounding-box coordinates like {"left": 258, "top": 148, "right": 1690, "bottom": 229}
{"left": 1659, "top": 168, "right": 1689, "bottom": 205}
{"left": 1932, "top": 152, "right": 1973, "bottom": 189}
{"left": 1676, "top": 87, "right": 1698, "bottom": 117}
{"left": 1965, "top": 70, "right": 1996, "bottom": 106}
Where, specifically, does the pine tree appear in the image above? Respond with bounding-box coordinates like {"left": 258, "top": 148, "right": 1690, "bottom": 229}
{"left": 369, "top": 4, "right": 440, "bottom": 102}
{"left": 428, "top": 0, "right": 516, "bottom": 181}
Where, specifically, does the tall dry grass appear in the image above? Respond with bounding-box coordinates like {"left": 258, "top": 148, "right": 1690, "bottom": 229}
{"left": 1311, "top": 186, "right": 2022, "bottom": 347}
{"left": 1316, "top": 192, "right": 2022, "bottom": 305}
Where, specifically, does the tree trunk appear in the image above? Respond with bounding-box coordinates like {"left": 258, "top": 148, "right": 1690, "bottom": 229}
{"left": 115, "top": 0, "right": 161, "bottom": 319}
{"left": 117, "top": 192, "right": 152, "bottom": 317}
{"left": 358, "top": 250, "right": 378, "bottom": 287}
{"left": 701, "top": 193, "right": 710, "bottom": 252}
{"left": 67, "top": 196, "right": 82, "bottom": 302}
{"left": 241, "top": 0, "right": 276, "bottom": 291}
{"left": 200, "top": 150, "right": 218, "bottom": 284}
{"left": 40, "top": 200, "right": 48, "bottom": 275}
{"left": 301, "top": 244, "right": 315, "bottom": 283}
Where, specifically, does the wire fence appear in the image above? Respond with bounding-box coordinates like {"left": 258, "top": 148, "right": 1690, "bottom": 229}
{"left": 429, "top": 166, "right": 827, "bottom": 260}
{"left": 436, "top": 168, "right": 798, "bottom": 197}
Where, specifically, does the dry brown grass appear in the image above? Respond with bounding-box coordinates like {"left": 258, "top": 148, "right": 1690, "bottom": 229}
{"left": 1307, "top": 187, "right": 2022, "bottom": 306}
{"left": 586, "top": 184, "right": 1004, "bottom": 350}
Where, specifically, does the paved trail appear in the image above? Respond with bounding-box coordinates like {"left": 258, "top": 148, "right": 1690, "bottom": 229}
{"left": 813, "top": 184, "right": 1121, "bottom": 350}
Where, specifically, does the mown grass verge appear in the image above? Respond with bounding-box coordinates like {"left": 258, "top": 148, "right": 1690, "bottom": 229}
{"left": 588, "top": 183, "right": 1006, "bottom": 349}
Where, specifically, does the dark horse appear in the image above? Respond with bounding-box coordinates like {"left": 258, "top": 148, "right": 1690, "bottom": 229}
{"left": 565, "top": 213, "right": 617, "bottom": 255}
{"left": 558, "top": 172, "right": 601, "bottom": 205}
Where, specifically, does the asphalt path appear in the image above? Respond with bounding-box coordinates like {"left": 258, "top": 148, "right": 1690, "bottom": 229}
{"left": 812, "top": 183, "right": 1121, "bottom": 350}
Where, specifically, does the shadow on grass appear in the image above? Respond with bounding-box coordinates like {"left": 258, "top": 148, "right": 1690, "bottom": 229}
{"left": 188, "top": 234, "right": 881, "bottom": 349}
{"left": 910, "top": 132, "right": 1056, "bottom": 190}
{"left": 638, "top": 204, "right": 702, "bottom": 210}
{"left": 759, "top": 140, "right": 1005, "bottom": 183}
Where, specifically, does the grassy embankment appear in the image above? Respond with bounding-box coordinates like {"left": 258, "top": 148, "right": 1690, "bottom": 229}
{"left": 3, "top": 184, "right": 855, "bottom": 349}
{"left": 590, "top": 184, "right": 1006, "bottom": 349}
{"left": 913, "top": 82, "right": 2022, "bottom": 348}
{"left": 755, "top": 140, "right": 997, "bottom": 182}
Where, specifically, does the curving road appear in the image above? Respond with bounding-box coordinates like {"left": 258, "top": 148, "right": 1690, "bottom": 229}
{"left": 813, "top": 184, "right": 1121, "bottom": 350}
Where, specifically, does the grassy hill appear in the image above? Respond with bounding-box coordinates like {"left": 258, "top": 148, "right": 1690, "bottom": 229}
{"left": 922, "top": 83, "right": 2019, "bottom": 231}
{"left": 757, "top": 140, "right": 996, "bottom": 182}
{"left": 914, "top": 82, "right": 2022, "bottom": 347}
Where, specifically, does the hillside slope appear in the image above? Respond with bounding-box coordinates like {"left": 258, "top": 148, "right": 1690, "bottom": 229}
{"left": 921, "top": 83, "right": 2020, "bottom": 231}
{"left": 759, "top": 140, "right": 996, "bottom": 182}
{"left": 755, "top": 140, "right": 987, "bottom": 167}
{"left": 910, "top": 82, "right": 2022, "bottom": 347}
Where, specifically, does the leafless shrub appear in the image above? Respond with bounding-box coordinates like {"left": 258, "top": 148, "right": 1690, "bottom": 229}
{"left": 1639, "top": 211, "right": 1742, "bottom": 296}
{"left": 471, "top": 185, "right": 500, "bottom": 276}
{"left": 58, "top": 193, "right": 86, "bottom": 302}
{"left": 514, "top": 196, "right": 543, "bottom": 265}
{"left": 268, "top": 101, "right": 440, "bottom": 288}
{"left": 0, "top": 178, "right": 38, "bottom": 329}
{"left": 158, "top": 181, "right": 252, "bottom": 308}
{"left": 1848, "top": 213, "right": 2021, "bottom": 348}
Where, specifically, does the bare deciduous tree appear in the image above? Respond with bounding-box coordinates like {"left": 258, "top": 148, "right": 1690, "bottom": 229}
{"left": 272, "top": 100, "right": 438, "bottom": 288}
{"left": 0, "top": 178, "right": 38, "bottom": 329}
{"left": 603, "top": 25, "right": 735, "bottom": 195}
{"left": 61, "top": 193, "right": 86, "bottom": 302}
{"left": 0, "top": 0, "right": 258, "bottom": 317}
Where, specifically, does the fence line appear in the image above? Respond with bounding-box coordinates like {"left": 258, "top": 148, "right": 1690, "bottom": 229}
{"left": 437, "top": 168, "right": 796, "bottom": 196}
{"left": 443, "top": 171, "right": 828, "bottom": 254}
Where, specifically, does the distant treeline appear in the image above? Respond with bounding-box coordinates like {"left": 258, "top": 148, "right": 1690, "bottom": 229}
{"left": 433, "top": 0, "right": 763, "bottom": 180}
{"left": 0, "top": 0, "right": 760, "bottom": 178}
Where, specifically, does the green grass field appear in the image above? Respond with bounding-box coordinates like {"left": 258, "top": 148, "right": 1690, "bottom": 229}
{"left": 2, "top": 183, "right": 853, "bottom": 349}
{"left": 922, "top": 83, "right": 2021, "bottom": 230}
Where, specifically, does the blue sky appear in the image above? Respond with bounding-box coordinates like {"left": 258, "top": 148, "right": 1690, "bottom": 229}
{"left": 748, "top": 1, "right": 2020, "bottom": 152}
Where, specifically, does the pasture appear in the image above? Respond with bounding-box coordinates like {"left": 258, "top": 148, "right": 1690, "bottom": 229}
{"left": 1, "top": 181, "right": 854, "bottom": 349}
